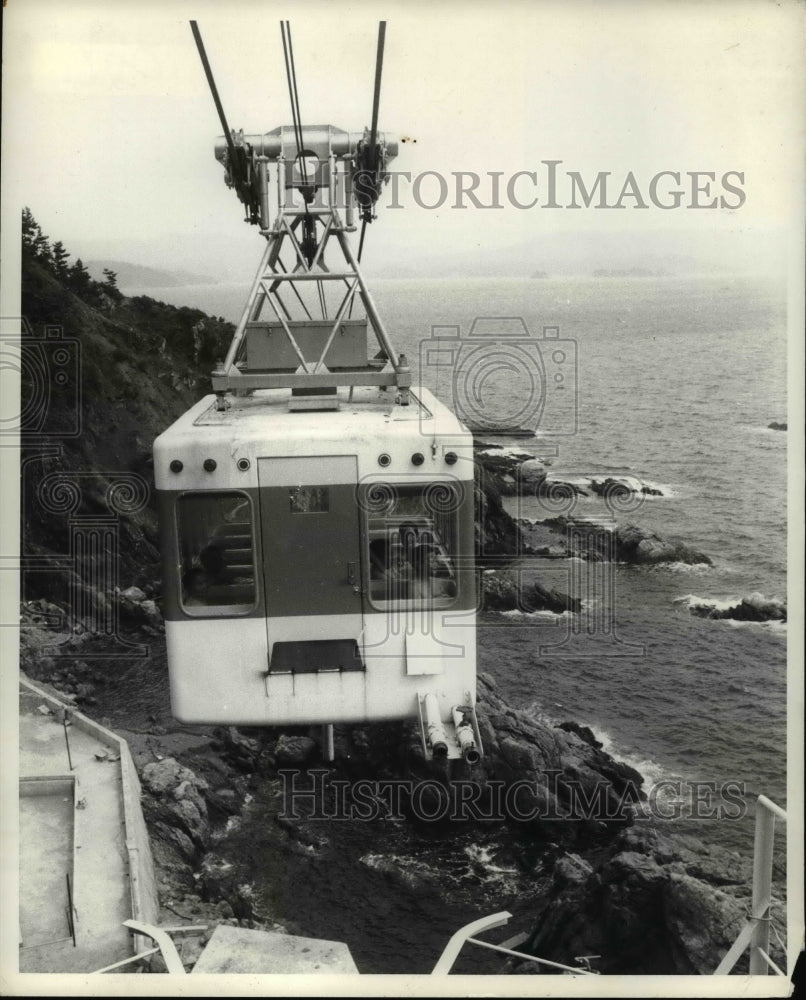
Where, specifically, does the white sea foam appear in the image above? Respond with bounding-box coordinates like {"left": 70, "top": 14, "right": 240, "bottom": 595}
{"left": 498, "top": 608, "right": 572, "bottom": 620}
{"left": 675, "top": 591, "right": 786, "bottom": 611}
{"left": 476, "top": 446, "right": 535, "bottom": 460}
{"left": 586, "top": 474, "right": 674, "bottom": 498}
{"left": 594, "top": 729, "right": 686, "bottom": 799}
{"left": 643, "top": 561, "right": 712, "bottom": 573}
{"left": 674, "top": 591, "right": 787, "bottom": 631}
{"left": 463, "top": 843, "right": 518, "bottom": 876}
{"left": 674, "top": 593, "right": 740, "bottom": 611}
{"left": 724, "top": 618, "right": 787, "bottom": 634}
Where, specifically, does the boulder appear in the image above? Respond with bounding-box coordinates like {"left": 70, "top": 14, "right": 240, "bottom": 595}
{"left": 518, "top": 459, "right": 549, "bottom": 493}
{"left": 615, "top": 524, "right": 711, "bottom": 566}
{"left": 141, "top": 757, "right": 209, "bottom": 798}
{"left": 554, "top": 853, "right": 594, "bottom": 886}
{"left": 557, "top": 721, "right": 603, "bottom": 749}
{"left": 663, "top": 872, "right": 746, "bottom": 974}
{"left": 170, "top": 798, "right": 209, "bottom": 847}
{"left": 119, "top": 585, "right": 146, "bottom": 603}
{"left": 689, "top": 593, "right": 786, "bottom": 623}
{"left": 275, "top": 734, "right": 317, "bottom": 766}
{"left": 481, "top": 571, "right": 580, "bottom": 614}
{"left": 139, "top": 598, "right": 164, "bottom": 626}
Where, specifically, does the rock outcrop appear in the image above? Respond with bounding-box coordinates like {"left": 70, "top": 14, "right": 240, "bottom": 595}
{"left": 525, "top": 518, "right": 712, "bottom": 566}
{"left": 613, "top": 524, "right": 711, "bottom": 566}
{"left": 482, "top": 570, "right": 581, "bottom": 614}
{"left": 590, "top": 476, "right": 664, "bottom": 498}
{"left": 471, "top": 673, "right": 644, "bottom": 838}
{"left": 474, "top": 455, "right": 522, "bottom": 557}
{"left": 519, "top": 821, "right": 786, "bottom": 976}
{"left": 688, "top": 592, "right": 786, "bottom": 623}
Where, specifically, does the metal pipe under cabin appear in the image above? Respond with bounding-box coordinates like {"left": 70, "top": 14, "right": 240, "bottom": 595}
{"left": 452, "top": 705, "right": 480, "bottom": 765}
{"left": 424, "top": 693, "right": 448, "bottom": 758}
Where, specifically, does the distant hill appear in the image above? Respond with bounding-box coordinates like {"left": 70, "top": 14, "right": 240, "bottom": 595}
{"left": 84, "top": 260, "right": 215, "bottom": 290}
{"left": 592, "top": 267, "right": 667, "bottom": 278}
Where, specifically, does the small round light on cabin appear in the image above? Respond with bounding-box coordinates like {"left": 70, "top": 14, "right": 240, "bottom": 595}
{"left": 170, "top": 459, "right": 183, "bottom": 474}
{"left": 378, "top": 453, "right": 391, "bottom": 468}
{"left": 411, "top": 452, "right": 425, "bottom": 466}
{"left": 203, "top": 458, "right": 217, "bottom": 472}
{"left": 445, "top": 451, "right": 458, "bottom": 465}
{"left": 237, "top": 458, "right": 251, "bottom": 472}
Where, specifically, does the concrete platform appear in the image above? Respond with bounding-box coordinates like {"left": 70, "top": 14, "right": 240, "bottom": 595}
{"left": 191, "top": 924, "right": 360, "bottom": 974}
{"left": 18, "top": 679, "right": 159, "bottom": 973}
{"left": 19, "top": 776, "right": 76, "bottom": 949}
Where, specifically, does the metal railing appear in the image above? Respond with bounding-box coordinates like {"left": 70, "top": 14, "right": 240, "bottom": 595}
{"left": 714, "top": 794, "right": 787, "bottom": 976}
{"left": 431, "top": 911, "right": 597, "bottom": 976}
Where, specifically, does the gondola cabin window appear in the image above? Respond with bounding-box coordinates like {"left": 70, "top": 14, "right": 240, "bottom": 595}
{"left": 178, "top": 491, "right": 257, "bottom": 613}
{"left": 289, "top": 486, "right": 329, "bottom": 513}
{"left": 367, "top": 483, "right": 460, "bottom": 610}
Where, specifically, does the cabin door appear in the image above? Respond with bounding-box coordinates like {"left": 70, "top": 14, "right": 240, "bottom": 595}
{"left": 257, "top": 456, "right": 364, "bottom": 627}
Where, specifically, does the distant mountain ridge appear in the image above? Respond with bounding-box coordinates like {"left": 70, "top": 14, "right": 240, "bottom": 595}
{"left": 85, "top": 259, "right": 216, "bottom": 290}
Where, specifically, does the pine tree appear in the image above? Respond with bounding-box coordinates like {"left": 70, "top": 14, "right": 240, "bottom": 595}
{"left": 68, "top": 258, "right": 92, "bottom": 296}
{"left": 33, "top": 228, "right": 52, "bottom": 266}
{"left": 21, "top": 208, "right": 54, "bottom": 268}
{"left": 22, "top": 207, "right": 39, "bottom": 255}
{"left": 52, "top": 241, "right": 70, "bottom": 280}
{"left": 102, "top": 268, "right": 118, "bottom": 289}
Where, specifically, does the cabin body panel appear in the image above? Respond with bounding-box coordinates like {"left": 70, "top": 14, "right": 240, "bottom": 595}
{"left": 166, "top": 614, "right": 476, "bottom": 725}
{"left": 154, "top": 387, "right": 477, "bottom": 727}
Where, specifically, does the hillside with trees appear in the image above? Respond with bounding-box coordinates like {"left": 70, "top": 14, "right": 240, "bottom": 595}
{"left": 20, "top": 209, "right": 235, "bottom": 609}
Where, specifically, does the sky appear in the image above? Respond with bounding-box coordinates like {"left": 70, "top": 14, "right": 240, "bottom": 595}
{"left": 1, "top": 0, "right": 804, "bottom": 283}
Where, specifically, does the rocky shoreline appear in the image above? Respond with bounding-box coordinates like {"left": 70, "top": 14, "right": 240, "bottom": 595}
{"left": 474, "top": 440, "right": 711, "bottom": 568}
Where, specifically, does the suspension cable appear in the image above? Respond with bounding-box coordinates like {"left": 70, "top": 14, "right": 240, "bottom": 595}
{"left": 280, "top": 21, "right": 310, "bottom": 198}
{"left": 368, "top": 21, "right": 386, "bottom": 167}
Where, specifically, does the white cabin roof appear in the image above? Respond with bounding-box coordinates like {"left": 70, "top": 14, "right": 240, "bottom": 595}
{"left": 153, "top": 386, "right": 472, "bottom": 489}
{"left": 156, "top": 386, "right": 467, "bottom": 445}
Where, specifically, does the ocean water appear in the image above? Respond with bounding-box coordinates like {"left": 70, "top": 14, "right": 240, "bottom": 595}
{"left": 376, "top": 274, "right": 788, "bottom": 854}
{"left": 138, "top": 273, "right": 789, "bottom": 970}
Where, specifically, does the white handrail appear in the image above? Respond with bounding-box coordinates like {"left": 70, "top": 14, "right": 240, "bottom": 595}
{"left": 432, "top": 911, "right": 596, "bottom": 975}
{"left": 714, "top": 794, "right": 787, "bottom": 976}
{"left": 432, "top": 911, "right": 512, "bottom": 974}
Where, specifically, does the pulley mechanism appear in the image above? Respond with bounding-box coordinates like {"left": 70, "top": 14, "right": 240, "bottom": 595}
{"left": 190, "top": 20, "right": 410, "bottom": 406}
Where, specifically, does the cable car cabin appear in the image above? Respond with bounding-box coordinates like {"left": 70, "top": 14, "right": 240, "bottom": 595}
{"left": 153, "top": 44, "right": 484, "bottom": 760}
{"left": 154, "top": 386, "right": 481, "bottom": 760}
